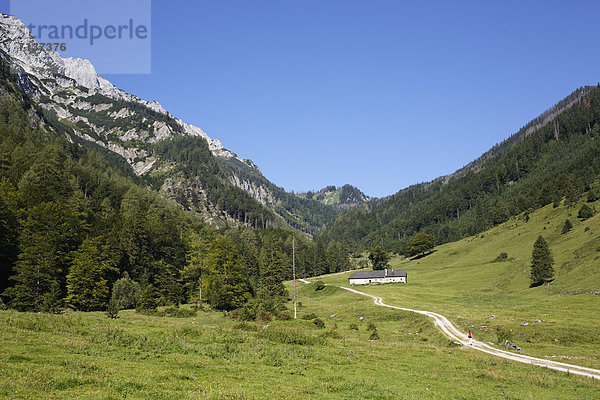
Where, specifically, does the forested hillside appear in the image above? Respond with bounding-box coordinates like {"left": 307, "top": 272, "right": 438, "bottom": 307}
{"left": 218, "top": 156, "right": 340, "bottom": 233}
{"left": 318, "top": 85, "right": 600, "bottom": 253}
{"left": 0, "top": 56, "right": 350, "bottom": 315}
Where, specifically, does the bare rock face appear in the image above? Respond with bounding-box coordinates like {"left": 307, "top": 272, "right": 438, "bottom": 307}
{"left": 0, "top": 13, "right": 341, "bottom": 231}
{"left": 0, "top": 12, "right": 249, "bottom": 171}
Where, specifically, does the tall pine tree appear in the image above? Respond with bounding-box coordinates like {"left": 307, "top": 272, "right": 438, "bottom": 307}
{"left": 530, "top": 235, "right": 554, "bottom": 286}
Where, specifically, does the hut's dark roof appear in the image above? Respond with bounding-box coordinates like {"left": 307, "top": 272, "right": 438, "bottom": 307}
{"left": 348, "top": 269, "right": 407, "bottom": 279}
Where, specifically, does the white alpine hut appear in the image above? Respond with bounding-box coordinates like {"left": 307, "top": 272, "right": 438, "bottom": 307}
{"left": 348, "top": 269, "right": 407, "bottom": 285}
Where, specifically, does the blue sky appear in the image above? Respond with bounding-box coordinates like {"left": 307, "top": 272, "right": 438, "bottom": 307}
{"left": 4, "top": 1, "right": 600, "bottom": 197}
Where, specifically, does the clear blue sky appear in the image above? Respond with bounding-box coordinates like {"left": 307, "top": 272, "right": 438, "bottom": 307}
{"left": 4, "top": 1, "right": 600, "bottom": 197}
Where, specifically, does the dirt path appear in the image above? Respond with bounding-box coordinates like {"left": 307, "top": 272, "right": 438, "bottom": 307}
{"left": 337, "top": 285, "right": 600, "bottom": 380}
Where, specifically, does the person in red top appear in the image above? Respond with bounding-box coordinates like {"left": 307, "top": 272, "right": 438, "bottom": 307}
{"left": 468, "top": 331, "right": 472, "bottom": 346}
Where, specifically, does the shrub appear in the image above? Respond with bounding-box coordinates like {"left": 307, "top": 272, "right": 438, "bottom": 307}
{"left": 494, "top": 252, "right": 508, "bottom": 261}
{"left": 137, "top": 284, "right": 159, "bottom": 312}
{"left": 301, "top": 312, "right": 318, "bottom": 320}
{"left": 369, "top": 330, "right": 380, "bottom": 340}
{"left": 562, "top": 219, "right": 573, "bottom": 234}
{"left": 105, "top": 297, "right": 119, "bottom": 319}
{"left": 314, "top": 281, "right": 326, "bottom": 291}
{"left": 162, "top": 306, "right": 196, "bottom": 318}
{"left": 496, "top": 326, "right": 513, "bottom": 344}
{"left": 234, "top": 321, "right": 258, "bottom": 331}
{"left": 41, "top": 281, "right": 63, "bottom": 314}
{"left": 256, "top": 310, "right": 272, "bottom": 322}
{"left": 578, "top": 204, "right": 594, "bottom": 220}
{"left": 322, "top": 327, "right": 342, "bottom": 339}
{"left": 367, "top": 322, "right": 377, "bottom": 331}
{"left": 349, "top": 323, "right": 359, "bottom": 330}
{"left": 259, "top": 328, "right": 323, "bottom": 345}
{"left": 313, "top": 318, "right": 325, "bottom": 329}
{"left": 275, "top": 311, "right": 292, "bottom": 320}
{"left": 111, "top": 272, "right": 140, "bottom": 310}
{"left": 587, "top": 190, "right": 598, "bottom": 202}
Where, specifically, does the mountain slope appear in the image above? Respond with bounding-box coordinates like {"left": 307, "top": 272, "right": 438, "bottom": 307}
{"left": 319, "top": 84, "right": 600, "bottom": 252}
{"left": 0, "top": 13, "right": 338, "bottom": 231}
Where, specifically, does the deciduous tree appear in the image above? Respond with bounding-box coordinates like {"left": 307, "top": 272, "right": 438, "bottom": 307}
{"left": 369, "top": 246, "right": 390, "bottom": 270}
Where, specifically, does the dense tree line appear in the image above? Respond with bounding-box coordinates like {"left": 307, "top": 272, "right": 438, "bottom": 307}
{"left": 319, "top": 85, "right": 600, "bottom": 253}
{"left": 0, "top": 57, "right": 351, "bottom": 315}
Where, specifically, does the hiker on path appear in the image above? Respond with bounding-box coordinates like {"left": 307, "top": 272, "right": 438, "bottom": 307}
{"left": 468, "top": 331, "right": 472, "bottom": 346}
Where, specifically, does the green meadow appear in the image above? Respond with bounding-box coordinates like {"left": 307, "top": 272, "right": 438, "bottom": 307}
{"left": 316, "top": 199, "right": 600, "bottom": 369}
{"left": 1, "top": 200, "right": 600, "bottom": 398}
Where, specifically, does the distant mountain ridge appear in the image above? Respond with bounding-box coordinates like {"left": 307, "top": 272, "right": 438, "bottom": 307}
{"left": 297, "top": 184, "right": 370, "bottom": 210}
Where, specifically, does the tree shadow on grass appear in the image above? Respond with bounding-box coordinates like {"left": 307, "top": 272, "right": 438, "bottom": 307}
{"left": 529, "top": 279, "right": 554, "bottom": 288}
{"left": 410, "top": 250, "right": 436, "bottom": 261}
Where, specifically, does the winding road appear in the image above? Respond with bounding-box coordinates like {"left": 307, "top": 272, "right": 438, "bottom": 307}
{"left": 299, "top": 278, "right": 600, "bottom": 380}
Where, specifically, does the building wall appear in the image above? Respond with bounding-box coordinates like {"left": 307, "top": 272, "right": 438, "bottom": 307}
{"left": 349, "top": 276, "right": 406, "bottom": 285}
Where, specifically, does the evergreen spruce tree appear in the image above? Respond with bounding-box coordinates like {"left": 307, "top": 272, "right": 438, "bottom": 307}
{"left": 137, "top": 284, "right": 159, "bottom": 311}
{"left": 578, "top": 204, "right": 594, "bottom": 220}
{"left": 203, "top": 237, "right": 251, "bottom": 311}
{"left": 66, "top": 237, "right": 118, "bottom": 311}
{"left": 561, "top": 219, "right": 573, "bottom": 234}
{"left": 3, "top": 202, "right": 78, "bottom": 311}
{"left": 326, "top": 242, "right": 349, "bottom": 273}
{"left": 530, "top": 235, "right": 554, "bottom": 286}
{"left": 257, "top": 234, "right": 289, "bottom": 312}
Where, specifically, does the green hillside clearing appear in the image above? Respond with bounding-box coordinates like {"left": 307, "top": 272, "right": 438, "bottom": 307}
{"left": 314, "top": 195, "right": 600, "bottom": 370}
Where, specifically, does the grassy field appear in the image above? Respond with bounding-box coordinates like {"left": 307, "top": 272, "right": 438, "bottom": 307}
{"left": 1, "top": 286, "right": 599, "bottom": 399}
{"left": 1, "top": 200, "right": 600, "bottom": 398}
{"left": 316, "top": 198, "right": 600, "bottom": 370}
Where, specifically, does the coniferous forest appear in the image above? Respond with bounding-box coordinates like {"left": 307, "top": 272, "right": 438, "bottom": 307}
{"left": 2, "top": 42, "right": 600, "bottom": 318}
{"left": 318, "top": 86, "right": 600, "bottom": 254}
{"left": 0, "top": 56, "right": 350, "bottom": 315}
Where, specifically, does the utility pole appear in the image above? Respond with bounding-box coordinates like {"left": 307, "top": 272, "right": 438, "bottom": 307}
{"left": 293, "top": 233, "right": 297, "bottom": 319}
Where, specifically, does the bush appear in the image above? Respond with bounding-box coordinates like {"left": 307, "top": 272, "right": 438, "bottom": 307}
{"left": 349, "top": 323, "right": 359, "bottom": 330}
{"left": 496, "top": 326, "right": 513, "bottom": 344}
{"left": 587, "top": 190, "right": 598, "bottom": 202}
{"left": 369, "top": 330, "right": 380, "bottom": 340}
{"left": 256, "top": 310, "right": 272, "bottom": 322}
{"left": 322, "top": 327, "right": 342, "bottom": 339}
{"left": 367, "top": 322, "right": 377, "bottom": 331}
{"left": 105, "top": 297, "right": 119, "bottom": 319}
{"left": 301, "top": 312, "right": 318, "bottom": 320}
{"left": 111, "top": 272, "right": 140, "bottom": 310}
{"left": 494, "top": 252, "right": 508, "bottom": 261}
{"left": 41, "top": 281, "right": 63, "bottom": 314}
{"left": 275, "top": 311, "right": 292, "bottom": 320}
{"left": 313, "top": 318, "right": 325, "bottom": 329}
{"left": 578, "top": 204, "right": 594, "bottom": 220}
{"left": 314, "top": 281, "right": 326, "bottom": 291}
{"left": 137, "top": 284, "right": 159, "bottom": 312}
{"left": 234, "top": 321, "right": 258, "bottom": 331}
{"left": 162, "top": 306, "right": 196, "bottom": 318}
{"left": 561, "top": 219, "right": 573, "bottom": 234}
